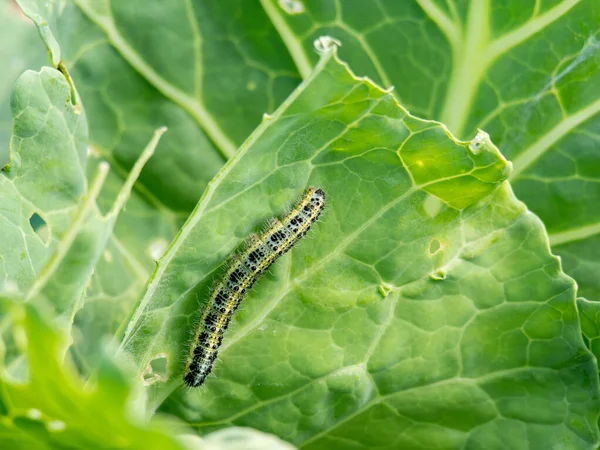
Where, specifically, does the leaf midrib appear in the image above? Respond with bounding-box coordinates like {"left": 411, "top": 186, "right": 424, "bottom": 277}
{"left": 550, "top": 223, "right": 600, "bottom": 246}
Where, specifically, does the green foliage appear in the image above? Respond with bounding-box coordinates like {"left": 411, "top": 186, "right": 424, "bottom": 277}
{"left": 0, "top": 297, "right": 189, "bottom": 450}
{"left": 151, "top": 46, "right": 596, "bottom": 450}
{"left": 0, "top": 297, "right": 296, "bottom": 449}
{"left": 0, "top": 44, "right": 298, "bottom": 450}
{"left": 261, "top": 0, "right": 600, "bottom": 303}
{"left": 1, "top": 0, "right": 599, "bottom": 449}
{"left": 0, "top": 1, "right": 47, "bottom": 162}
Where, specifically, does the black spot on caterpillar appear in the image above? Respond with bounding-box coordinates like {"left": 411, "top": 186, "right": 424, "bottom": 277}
{"left": 184, "top": 187, "right": 326, "bottom": 387}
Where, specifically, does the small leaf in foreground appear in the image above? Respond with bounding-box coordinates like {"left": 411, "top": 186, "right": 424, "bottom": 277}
{"left": 0, "top": 297, "right": 188, "bottom": 450}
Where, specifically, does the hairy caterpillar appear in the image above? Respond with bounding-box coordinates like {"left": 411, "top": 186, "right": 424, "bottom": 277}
{"left": 184, "top": 187, "right": 326, "bottom": 387}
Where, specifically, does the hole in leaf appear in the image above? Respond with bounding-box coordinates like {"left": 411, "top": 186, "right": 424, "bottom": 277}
{"left": 29, "top": 213, "right": 49, "bottom": 244}
{"left": 141, "top": 353, "right": 169, "bottom": 385}
{"left": 428, "top": 238, "right": 444, "bottom": 256}
{"left": 430, "top": 270, "right": 446, "bottom": 281}
{"left": 378, "top": 283, "right": 393, "bottom": 298}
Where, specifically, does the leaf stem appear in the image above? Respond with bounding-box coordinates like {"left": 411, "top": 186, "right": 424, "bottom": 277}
{"left": 26, "top": 162, "right": 110, "bottom": 301}
{"left": 439, "top": 0, "right": 489, "bottom": 136}
{"left": 260, "top": 0, "right": 313, "bottom": 79}
{"left": 107, "top": 127, "right": 167, "bottom": 218}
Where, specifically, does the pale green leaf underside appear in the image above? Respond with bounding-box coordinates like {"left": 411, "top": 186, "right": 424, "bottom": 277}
{"left": 115, "top": 47, "right": 598, "bottom": 449}
{"left": 0, "top": 64, "right": 166, "bottom": 380}
{"left": 262, "top": 0, "right": 600, "bottom": 303}
{"left": 0, "top": 2, "right": 47, "bottom": 163}
{"left": 0, "top": 67, "right": 87, "bottom": 295}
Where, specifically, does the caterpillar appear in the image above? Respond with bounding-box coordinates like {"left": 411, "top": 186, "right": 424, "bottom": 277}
{"left": 184, "top": 187, "right": 326, "bottom": 387}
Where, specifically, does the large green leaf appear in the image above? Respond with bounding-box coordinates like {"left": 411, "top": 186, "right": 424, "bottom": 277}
{"left": 261, "top": 0, "right": 600, "bottom": 302}
{"left": 5, "top": 2, "right": 600, "bottom": 448}
{"left": 115, "top": 44, "right": 598, "bottom": 449}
